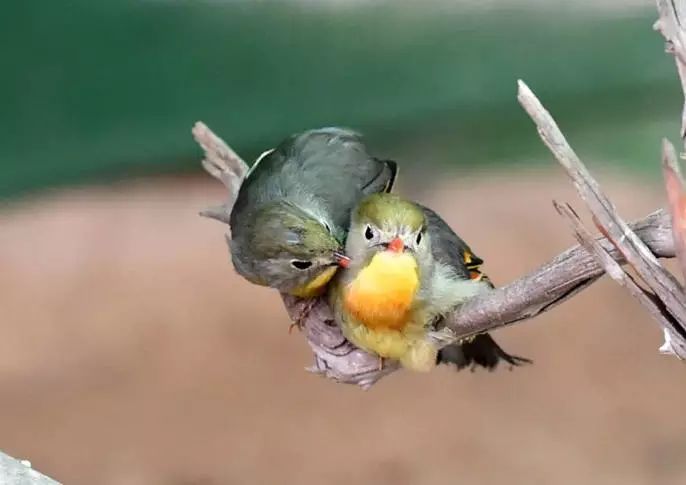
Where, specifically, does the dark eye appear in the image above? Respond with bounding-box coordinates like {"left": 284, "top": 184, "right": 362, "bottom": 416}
{"left": 416, "top": 232, "right": 423, "bottom": 245}
{"left": 291, "top": 260, "right": 313, "bottom": 270}
{"left": 364, "top": 225, "right": 374, "bottom": 240}
{"left": 323, "top": 222, "right": 331, "bottom": 233}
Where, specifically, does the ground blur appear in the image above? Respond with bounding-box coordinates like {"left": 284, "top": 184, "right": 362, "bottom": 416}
{"left": 1, "top": 170, "right": 684, "bottom": 485}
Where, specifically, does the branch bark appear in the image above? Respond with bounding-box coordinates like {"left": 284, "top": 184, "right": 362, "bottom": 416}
{"left": 441, "top": 209, "right": 674, "bottom": 337}
{"left": 192, "top": 121, "right": 248, "bottom": 226}
{"left": 655, "top": 0, "right": 686, "bottom": 143}
{"left": 0, "top": 452, "right": 60, "bottom": 484}
{"left": 662, "top": 138, "right": 686, "bottom": 280}
{"left": 556, "top": 202, "right": 686, "bottom": 359}
{"left": 194, "top": 1, "right": 686, "bottom": 386}
{"left": 195, "top": 120, "right": 677, "bottom": 388}
{"left": 516, "top": 80, "right": 686, "bottom": 359}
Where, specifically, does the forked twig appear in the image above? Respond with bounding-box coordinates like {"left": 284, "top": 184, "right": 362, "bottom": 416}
{"left": 195, "top": 118, "right": 678, "bottom": 387}
{"left": 517, "top": 80, "right": 686, "bottom": 359}
{"left": 195, "top": 2, "right": 686, "bottom": 386}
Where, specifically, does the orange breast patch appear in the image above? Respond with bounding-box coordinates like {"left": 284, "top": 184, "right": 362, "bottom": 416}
{"left": 343, "top": 251, "right": 419, "bottom": 331}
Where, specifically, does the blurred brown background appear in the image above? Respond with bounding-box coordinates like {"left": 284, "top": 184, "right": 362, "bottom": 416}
{"left": 3, "top": 0, "right": 686, "bottom": 483}
{"left": 2, "top": 170, "right": 685, "bottom": 484}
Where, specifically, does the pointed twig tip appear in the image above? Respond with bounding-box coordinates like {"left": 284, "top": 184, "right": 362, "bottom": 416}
{"left": 191, "top": 121, "right": 208, "bottom": 138}
{"left": 199, "top": 207, "right": 231, "bottom": 225}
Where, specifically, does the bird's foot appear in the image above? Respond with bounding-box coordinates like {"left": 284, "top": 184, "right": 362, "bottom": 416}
{"left": 288, "top": 298, "right": 318, "bottom": 334}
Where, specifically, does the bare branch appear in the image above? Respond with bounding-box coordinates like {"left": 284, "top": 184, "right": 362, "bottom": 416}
{"left": 0, "top": 451, "right": 60, "bottom": 484}
{"left": 517, "top": 80, "right": 686, "bottom": 352}
{"left": 195, "top": 120, "right": 679, "bottom": 388}
{"left": 195, "top": 0, "right": 686, "bottom": 387}
{"left": 662, "top": 138, "right": 686, "bottom": 280}
{"left": 655, "top": 0, "right": 686, "bottom": 143}
{"left": 192, "top": 121, "right": 249, "bottom": 225}
{"left": 556, "top": 201, "right": 686, "bottom": 359}
{"left": 441, "top": 209, "right": 674, "bottom": 337}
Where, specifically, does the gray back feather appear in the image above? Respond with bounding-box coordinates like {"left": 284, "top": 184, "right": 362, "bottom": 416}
{"left": 420, "top": 205, "right": 474, "bottom": 280}
{"left": 231, "top": 128, "right": 396, "bottom": 238}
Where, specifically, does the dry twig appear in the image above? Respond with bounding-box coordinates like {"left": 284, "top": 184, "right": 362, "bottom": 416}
{"left": 517, "top": 80, "right": 686, "bottom": 359}
{"left": 662, "top": 138, "right": 686, "bottom": 279}
{"left": 193, "top": 121, "right": 248, "bottom": 225}
{"left": 195, "top": 121, "right": 677, "bottom": 387}
{"left": 195, "top": 1, "right": 686, "bottom": 386}
{"left": 556, "top": 202, "right": 686, "bottom": 359}
{"left": 655, "top": 0, "right": 686, "bottom": 142}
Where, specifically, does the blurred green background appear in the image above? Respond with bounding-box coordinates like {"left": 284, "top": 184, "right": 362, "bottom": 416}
{"left": 4, "top": 3, "right": 686, "bottom": 485}
{"left": 1, "top": 1, "right": 680, "bottom": 199}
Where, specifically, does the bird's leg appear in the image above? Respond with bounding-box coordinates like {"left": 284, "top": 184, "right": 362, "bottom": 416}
{"left": 378, "top": 356, "right": 384, "bottom": 371}
{"left": 289, "top": 297, "right": 318, "bottom": 334}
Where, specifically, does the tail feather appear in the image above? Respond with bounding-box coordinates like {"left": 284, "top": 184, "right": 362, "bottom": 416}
{"left": 437, "top": 334, "right": 531, "bottom": 371}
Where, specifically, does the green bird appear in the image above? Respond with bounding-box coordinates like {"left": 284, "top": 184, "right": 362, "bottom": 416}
{"left": 329, "top": 193, "right": 530, "bottom": 372}
{"left": 229, "top": 128, "right": 397, "bottom": 297}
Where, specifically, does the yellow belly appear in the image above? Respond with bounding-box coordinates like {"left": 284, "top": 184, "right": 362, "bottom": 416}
{"left": 340, "top": 251, "right": 437, "bottom": 372}
{"left": 343, "top": 251, "right": 419, "bottom": 330}
{"left": 344, "top": 322, "right": 437, "bottom": 372}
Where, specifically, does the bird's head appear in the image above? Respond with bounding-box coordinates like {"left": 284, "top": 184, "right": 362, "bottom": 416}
{"left": 346, "top": 193, "right": 431, "bottom": 269}
{"left": 245, "top": 201, "right": 350, "bottom": 296}
{"left": 340, "top": 194, "right": 431, "bottom": 329}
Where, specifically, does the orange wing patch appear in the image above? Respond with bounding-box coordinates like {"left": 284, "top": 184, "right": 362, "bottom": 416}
{"left": 463, "top": 250, "right": 490, "bottom": 283}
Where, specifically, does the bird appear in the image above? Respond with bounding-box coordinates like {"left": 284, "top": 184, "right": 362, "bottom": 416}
{"left": 228, "top": 127, "right": 397, "bottom": 297}
{"left": 329, "top": 192, "right": 530, "bottom": 372}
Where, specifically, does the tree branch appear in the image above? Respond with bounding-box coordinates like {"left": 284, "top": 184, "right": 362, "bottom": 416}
{"left": 516, "top": 79, "right": 686, "bottom": 358}
{"left": 0, "top": 452, "right": 59, "bottom": 484}
{"left": 556, "top": 202, "right": 686, "bottom": 359}
{"left": 662, "top": 138, "right": 686, "bottom": 280}
{"left": 195, "top": 119, "right": 677, "bottom": 388}
{"left": 195, "top": 2, "right": 686, "bottom": 386}
{"left": 192, "top": 121, "right": 248, "bottom": 226}
{"left": 655, "top": 0, "right": 686, "bottom": 143}
{"left": 441, "top": 209, "right": 674, "bottom": 337}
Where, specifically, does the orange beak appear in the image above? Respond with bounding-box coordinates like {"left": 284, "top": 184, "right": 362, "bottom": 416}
{"left": 334, "top": 251, "right": 351, "bottom": 268}
{"left": 387, "top": 237, "right": 405, "bottom": 253}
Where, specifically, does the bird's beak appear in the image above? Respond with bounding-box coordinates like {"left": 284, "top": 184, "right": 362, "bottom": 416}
{"left": 334, "top": 251, "right": 351, "bottom": 268}
{"left": 387, "top": 237, "right": 405, "bottom": 253}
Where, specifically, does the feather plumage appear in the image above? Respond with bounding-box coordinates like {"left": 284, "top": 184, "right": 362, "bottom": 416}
{"left": 331, "top": 194, "right": 530, "bottom": 372}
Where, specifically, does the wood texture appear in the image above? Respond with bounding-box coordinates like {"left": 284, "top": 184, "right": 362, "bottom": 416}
{"left": 193, "top": 2, "right": 686, "bottom": 386}
{"left": 196, "top": 119, "right": 678, "bottom": 388}
{"left": 517, "top": 79, "right": 686, "bottom": 359}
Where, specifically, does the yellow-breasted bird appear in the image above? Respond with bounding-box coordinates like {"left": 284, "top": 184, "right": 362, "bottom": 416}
{"left": 229, "top": 128, "right": 396, "bottom": 297}
{"left": 329, "top": 193, "right": 530, "bottom": 372}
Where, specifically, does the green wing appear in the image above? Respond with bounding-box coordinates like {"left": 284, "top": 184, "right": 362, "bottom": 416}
{"left": 419, "top": 204, "right": 530, "bottom": 370}
{"left": 232, "top": 128, "right": 397, "bottom": 236}
{"left": 420, "top": 204, "right": 488, "bottom": 283}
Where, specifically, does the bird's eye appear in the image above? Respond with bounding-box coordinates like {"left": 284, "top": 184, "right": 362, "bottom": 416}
{"left": 364, "top": 225, "right": 374, "bottom": 240}
{"left": 323, "top": 222, "right": 332, "bottom": 233}
{"left": 291, "top": 260, "right": 313, "bottom": 270}
{"left": 416, "top": 232, "right": 423, "bottom": 245}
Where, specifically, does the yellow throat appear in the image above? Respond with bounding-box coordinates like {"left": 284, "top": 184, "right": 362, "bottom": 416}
{"left": 344, "top": 251, "right": 419, "bottom": 330}
{"left": 291, "top": 266, "right": 338, "bottom": 298}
